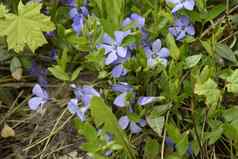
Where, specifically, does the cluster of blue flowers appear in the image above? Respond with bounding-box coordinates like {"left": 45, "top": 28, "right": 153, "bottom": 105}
{"left": 28, "top": 0, "right": 197, "bottom": 156}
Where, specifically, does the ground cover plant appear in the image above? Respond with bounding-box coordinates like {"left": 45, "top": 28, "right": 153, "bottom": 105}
{"left": 0, "top": 0, "right": 238, "bottom": 158}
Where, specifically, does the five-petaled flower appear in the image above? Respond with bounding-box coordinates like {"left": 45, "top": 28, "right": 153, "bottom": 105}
{"left": 144, "top": 39, "right": 169, "bottom": 67}
{"left": 166, "top": 0, "right": 195, "bottom": 13}
{"left": 67, "top": 84, "right": 100, "bottom": 121}
{"left": 169, "top": 16, "right": 195, "bottom": 41}
{"left": 28, "top": 84, "right": 49, "bottom": 110}
{"left": 122, "top": 13, "right": 145, "bottom": 29}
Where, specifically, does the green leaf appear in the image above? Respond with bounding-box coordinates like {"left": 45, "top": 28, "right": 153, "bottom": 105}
{"left": 90, "top": 96, "right": 136, "bottom": 159}
{"left": 194, "top": 79, "right": 221, "bottom": 106}
{"left": 166, "top": 33, "right": 180, "bottom": 60}
{"left": 166, "top": 123, "right": 182, "bottom": 143}
{"left": 10, "top": 57, "right": 22, "bottom": 80}
{"left": 200, "top": 40, "right": 213, "bottom": 56}
{"left": 202, "top": 4, "right": 225, "bottom": 22}
{"left": 184, "top": 54, "right": 202, "bottom": 69}
{"left": 143, "top": 138, "right": 160, "bottom": 159}
{"left": 176, "top": 132, "right": 189, "bottom": 156}
{"left": 0, "top": 4, "right": 8, "bottom": 18}
{"left": 0, "top": 1, "right": 55, "bottom": 53}
{"left": 206, "top": 127, "right": 223, "bottom": 145}
{"left": 146, "top": 116, "right": 164, "bottom": 136}
{"left": 0, "top": 47, "right": 12, "bottom": 61}
{"left": 67, "top": 35, "right": 89, "bottom": 51}
{"left": 71, "top": 67, "right": 81, "bottom": 81}
{"left": 216, "top": 43, "right": 237, "bottom": 63}
{"left": 48, "top": 65, "right": 70, "bottom": 81}
{"left": 223, "top": 107, "right": 238, "bottom": 122}
{"left": 225, "top": 70, "right": 238, "bottom": 93}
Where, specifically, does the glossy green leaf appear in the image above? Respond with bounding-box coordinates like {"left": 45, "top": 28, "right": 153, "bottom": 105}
{"left": 143, "top": 138, "right": 159, "bottom": 159}
{"left": 216, "top": 43, "right": 237, "bottom": 63}
{"left": 184, "top": 54, "right": 202, "bottom": 69}
{"left": 166, "top": 33, "right": 180, "bottom": 60}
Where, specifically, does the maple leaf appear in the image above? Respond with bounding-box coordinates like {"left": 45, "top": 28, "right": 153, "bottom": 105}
{"left": 0, "top": 1, "right": 55, "bottom": 53}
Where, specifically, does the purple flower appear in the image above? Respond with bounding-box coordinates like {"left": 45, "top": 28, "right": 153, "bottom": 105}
{"left": 69, "top": 7, "right": 88, "bottom": 35}
{"left": 112, "top": 64, "right": 128, "bottom": 78}
{"left": 118, "top": 115, "right": 146, "bottom": 134}
{"left": 137, "top": 96, "right": 158, "bottom": 106}
{"left": 50, "top": 48, "right": 58, "bottom": 61}
{"left": 28, "top": 84, "right": 49, "bottom": 110}
{"left": 98, "top": 31, "right": 131, "bottom": 65}
{"left": 169, "top": 16, "right": 195, "bottom": 41}
{"left": 112, "top": 83, "right": 133, "bottom": 107}
{"left": 62, "top": 0, "right": 76, "bottom": 7}
{"left": 165, "top": 137, "right": 176, "bottom": 149}
{"left": 166, "top": 0, "right": 195, "bottom": 13}
{"left": 45, "top": 31, "right": 55, "bottom": 38}
{"left": 67, "top": 98, "right": 88, "bottom": 121}
{"left": 122, "top": 13, "right": 145, "bottom": 29}
{"left": 144, "top": 39, "right": 169, "bottom": 67}
{"left": 29, "top": 61, "right": 48, "bottom": 87}
{"left": 187, "top": 142, "right": 193, "bottom": 156}
{"left": 68, "top": 85, "right": 100, "bottom": 121}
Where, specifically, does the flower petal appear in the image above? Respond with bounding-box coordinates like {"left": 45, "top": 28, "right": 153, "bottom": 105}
{"left": 114, "top": 31, "right": 130, "bottom": 45}
{"left": 152, "top": 39, "right": 162, "bottom": 53}
{"left": 157, "top": 48, "right": 169, "bottom": 58}
{"left": 105, "top": 51, "right": 118, "bottom": 65}
{"left": 130, "top": 122, "right": 142, "bottom": 134}
{"left": 176, "top": 30, "right": 186, "bottom": 41}
{"left": 118, "top": 116, "right": 130, "bottom": 129}
{"left": 67, "top": 98, "right": 79, "bottom": 114}
{"left": 137, "top": 96, "right": 157, "bottom": 105}
{"left": 122, "top": 17, "right": 132, "bottom": 27}
{"left": 112, "top": 64, "right": 127, "bottom": 78}
{"left": 103, "top": 34, "right": 114, "bottom": 45}
{"left": 131, "top": 13, "right": 145, "bottom": 28}
{"left": 117, "top": 46, "right": 127, "bottom": 58}
{"left": 185, "top": 25, "right": 195, "bottom": 36}
{"left": 28, "top": 97, "right": 44, "bottom": 110}
{"left": 183, "top": 0, "right": 195, "bottom": 11}
{"left": 82, "top": 86, "right": 100, "bottom": 96}
{"left": 32, "top": 84, "right": 48, "bottom": 99}
{"left": 112, "top": 83, "right": 133, "bottom": 93}
{"left": 113, "top": 93, "right": 127, "bottom": 107}
{"left": 171, "top": 3, "right": 183, "bottom": 13}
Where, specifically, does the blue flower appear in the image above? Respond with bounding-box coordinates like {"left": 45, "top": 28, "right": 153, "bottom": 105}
{"left": 29, "top": 61, "right": 48, "bottom": 87}
{"left": 69, "top": 6, "right": 88, "bottom": 35}
{"left": 137, "top": 96, "right": 158, "bottom": 106}
{"left": 50, "top": 48, "right": 58, "bottom": 62}
{"left": 122, "top": 13, "right": 145, "bottom": 29}
{"left": 166, "top": 0, "right": 195, "bottom": 13}
{"left": 67, "top": 84, "right": 100, "bottom": 121}
{"left": 98, "top": 31, "right": 131, "bottom": 65}
{"left": 169, "top": 16, "right": 195, "bottom": 41}
{"left": 118, "top": 114, "right": 146, "bottom": 134}
{"left": 62, "top": 0, "right": 76, "bottom": 7}
{"left": 28, "top": 84, "right": 49, "bottom": 110}
{"left": 112, "top": 83, "right": 134, "bottom": 107}
{"left": 144, "top": 39, "right": 169, "bottom": 67}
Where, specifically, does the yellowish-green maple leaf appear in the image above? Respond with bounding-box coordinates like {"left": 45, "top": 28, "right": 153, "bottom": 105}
{"left": 195, "top": 79, "right": 221, "bottom": 106}
{"left": 0, "top": 1, "right": 55, "bottom": 53}
{"left": 0, "top": 4, "right": 8, "bottom": 18}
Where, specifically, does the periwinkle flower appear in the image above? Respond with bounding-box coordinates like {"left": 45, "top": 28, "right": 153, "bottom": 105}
{"left": 169, "top": 16, "right": 195, "bottom": 41}
{"left": 67, "top": 84, "right": 100, "bottom": 121}
{"left": 165, "top": 137, "right": 176, "bottom": 149}
{"left": 62, "top": 0, "right": 76, "bottom": 7}
{"left": 166, "top": 0, "right": 195, "bottom": 13}
{"left": 69, "top": 6, "right": 88, "bottom": 35}
{"left": 112, "top": 83, "right": 133, "bottom": 107}
{"left": 122, "top": 13, "right": 145, "bottom": 29}
{"left": 29, "top": 61, "right": 48, "bottom": 87}
{"left": 112, "top": 64, "right": 128, "bottom": 78}
{"left": 144, "top": 39, "right": 169, "bottom": 67}
{"left": 98, "top": 31, "right": 131, "bottom": 65}
{"left": 50, "top": 48, "right": 58, "bottom": 62}
{"left": 137, "top": 96, "right": 158, "bottom": 106}
{"left": 118, "top": 115, "right": 146, "bottom": 134}
{"left": 28, "top": 84, "right": 49, "bottom": 110}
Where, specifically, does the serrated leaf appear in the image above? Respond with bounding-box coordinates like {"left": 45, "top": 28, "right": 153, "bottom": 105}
{"left": 0, "top": 1, "right": 55, "bottom": 53}
{"left": 194, "top": 79, "right": 221, "bottom": 106}
{"left": 90, "top": 96, "right": 136, "bottom": 159}
{"left": 0, "top": 4, "right": 8, "bottom": 18}
{"left": 225, "top": 70, "right": 238, "bottom": 93}
{"left": 184, "top": 54, "right": 202, "bottom": 69}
